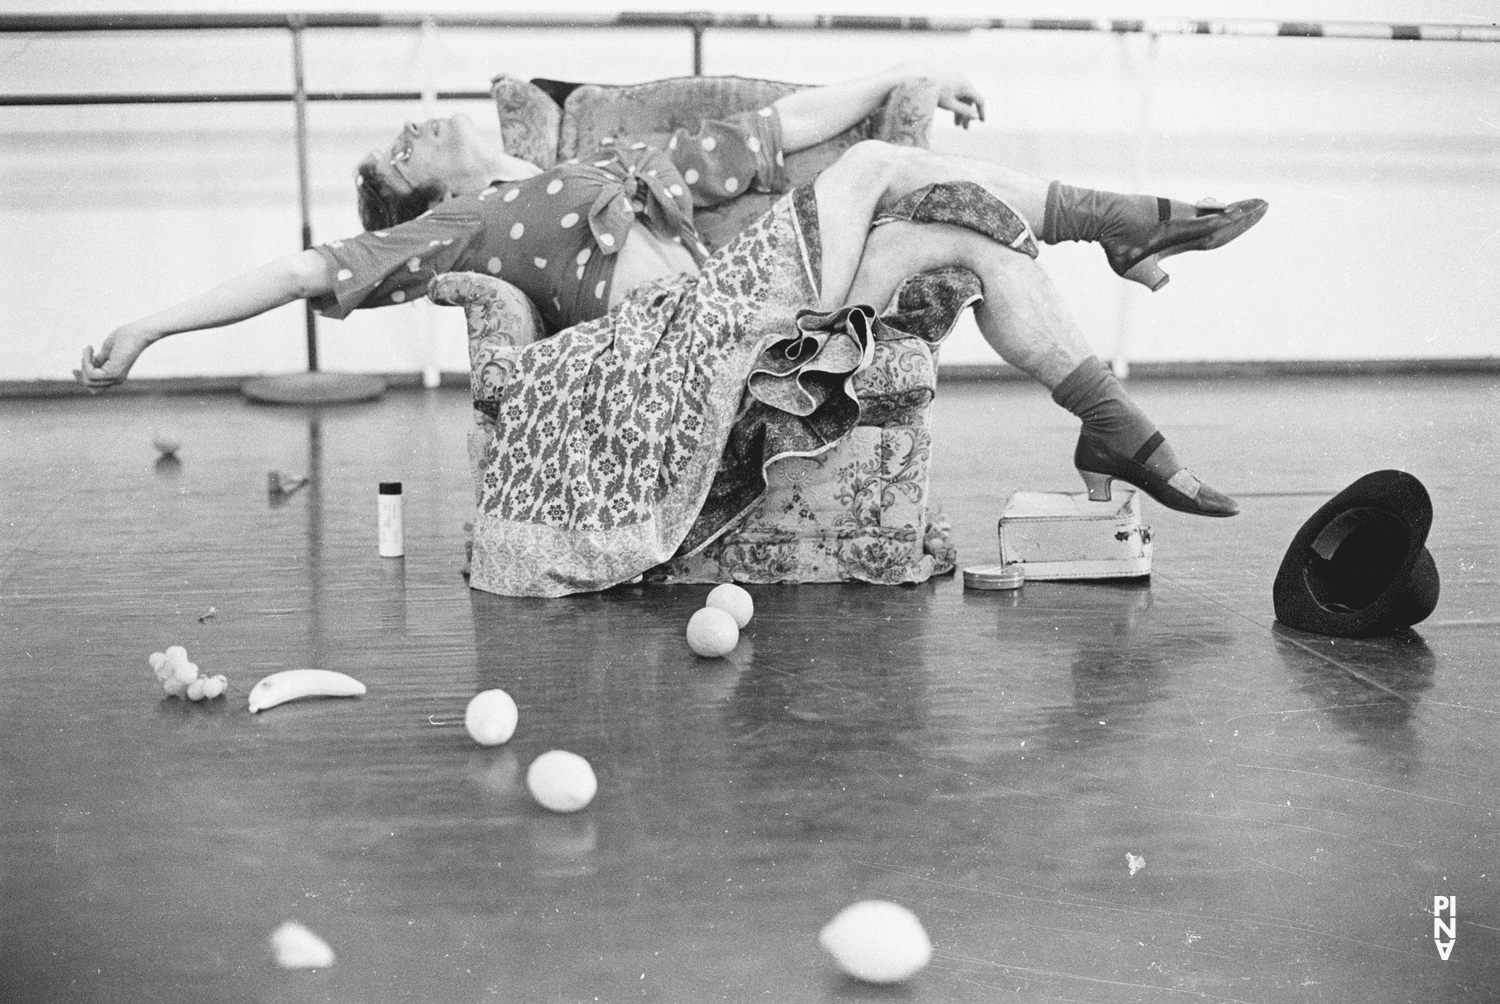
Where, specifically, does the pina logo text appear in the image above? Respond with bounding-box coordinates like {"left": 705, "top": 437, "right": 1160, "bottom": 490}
{"left": 1433, "top": 896, "right": 1456, "bottom": 960}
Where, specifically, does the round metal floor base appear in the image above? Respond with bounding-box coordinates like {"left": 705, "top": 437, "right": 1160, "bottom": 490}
{"left": 241, "top": 372, "right": 387, "bottom": 405}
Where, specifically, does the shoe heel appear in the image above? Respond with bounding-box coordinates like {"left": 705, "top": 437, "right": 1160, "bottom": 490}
{"left": 1122, "top": 256, "right": 1169, "bottom": 291}
{"left": 1078, "top": 470, "right": 1114, "bottom": 502}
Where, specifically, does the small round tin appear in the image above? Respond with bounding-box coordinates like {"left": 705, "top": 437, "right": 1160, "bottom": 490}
{"left": 963, "top": 563, "right": 1026, "bottom": 591}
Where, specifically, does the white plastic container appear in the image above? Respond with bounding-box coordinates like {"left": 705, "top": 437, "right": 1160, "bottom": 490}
{"left": 378, "top": 481, "right": 404, "bottom": 557}
{"left": 998, "top": 489, "right": 1151, "bottom": 580}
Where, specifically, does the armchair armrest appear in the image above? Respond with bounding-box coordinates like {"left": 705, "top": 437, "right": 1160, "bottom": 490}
{"left": 428, "top": 271, "right": 547, "bottom": 409}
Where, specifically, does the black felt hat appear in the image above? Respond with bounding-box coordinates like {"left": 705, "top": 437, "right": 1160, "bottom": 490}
{"left": 1272, "top": 470, "right": 1440, "bottom": 638}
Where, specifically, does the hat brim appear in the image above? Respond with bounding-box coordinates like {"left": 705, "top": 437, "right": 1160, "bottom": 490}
{"left": 1272, "top": 470, "right": 1438, "bottom": 638}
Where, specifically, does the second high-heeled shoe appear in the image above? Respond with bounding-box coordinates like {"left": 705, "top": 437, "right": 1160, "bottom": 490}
{"left": 1074, "top": 433, "right": 1239, "bottom": 517}
{"left": 1103, "top": 198, "right": 1268, "bottom": 292}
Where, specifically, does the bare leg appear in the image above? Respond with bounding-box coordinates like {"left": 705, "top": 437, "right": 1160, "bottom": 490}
{"left": 845, "top": 220, "right": 1085, "bottom": 388}
{"left": 814, "top": 140, "right": 1267, "bottom": 294}
{"left": 826, "top": 210, "right": 1239, "bottom": 516}
{"left": 813, "top": 143, "right": 1081, "bottom": 384}
{"left": 813, "top": 140, "right": 1054, "bottom": 311}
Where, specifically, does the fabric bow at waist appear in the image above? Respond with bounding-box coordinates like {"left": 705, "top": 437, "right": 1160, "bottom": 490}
{"left": 584, "top": 151, "right": 705, "bottom": 265}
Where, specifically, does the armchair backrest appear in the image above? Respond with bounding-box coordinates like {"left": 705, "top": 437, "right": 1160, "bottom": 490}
{"left": 491, "top": 72, "right": 940, "bottom": 249}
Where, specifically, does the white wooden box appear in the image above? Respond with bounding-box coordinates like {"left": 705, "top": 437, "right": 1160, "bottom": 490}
{"left": 997, "top": 490, "right": 1152, "bottom": 580}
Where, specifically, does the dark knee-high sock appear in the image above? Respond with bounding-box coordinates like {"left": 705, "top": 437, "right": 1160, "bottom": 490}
{"left": 1049, "top": 356, "right": 1181, "bottom": 476}
{"left": 1041, "top": 180, "right": 1196, "bottom": 246}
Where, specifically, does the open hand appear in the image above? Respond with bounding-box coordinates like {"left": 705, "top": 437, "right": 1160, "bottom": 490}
{"left": 899, "top": 63, "right": 985, "bottom": 128}
{"left": 934, "top": 72, "right": 985, "bottom": 129}
{"left": 74, "top": 327, "right": 153, "bottom": 393}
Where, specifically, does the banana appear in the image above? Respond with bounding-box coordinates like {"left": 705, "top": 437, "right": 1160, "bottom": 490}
{"left": 248, "top": 669, "right": 367, "bottom": 713}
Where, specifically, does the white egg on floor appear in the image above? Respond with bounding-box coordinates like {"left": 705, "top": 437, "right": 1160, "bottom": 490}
{"left": 686, "top": 606, "right": 738, "bottom": 657}
{"left": 705, "top": 582, "right": 754, "bottom": 628}
{"left": 818, "top": 900, "right": 932, "bottom": 984}
{"left": 464, "top": 688, "right": 519, "bottom": 746}
{"left": 526, "top": 750, "right": 597, "bottom": 812}
{"left": 270, "top": 921, "right": 336, "bottom": 970}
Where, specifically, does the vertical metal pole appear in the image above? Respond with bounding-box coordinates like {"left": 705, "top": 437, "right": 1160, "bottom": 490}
{"left": 417, "top": 17, "right": 442, "bottom": 389}
{"left": 1112, "top": 31, "right": 1158, "bottom": 380}
{"left": 290, "top": 18, "right": 319, "bottom": 372}
{"left": 692, "top": 23, "right": 703, "bottom": 75}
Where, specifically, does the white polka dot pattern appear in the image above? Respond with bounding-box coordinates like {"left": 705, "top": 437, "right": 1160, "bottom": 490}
{"left": 488, "top": 257, "right": 502, "bottom": 273}
{"left": 336, "top": 269, "right": 353, "bottom": 281}
{"left": 391, "top": 289, "right": 406, "bottom": 302}
{"left": 407, "top": 257, "right": 421, "bottom": 272}
{"left": 700, "top": 136, "right": 716, "bottom": 152}
{"left": 546, "top": 179, "right": 563, "bottom": 195}
{"left": 724, "top": 177, "right": 738, "bottom": 193}
{"left": 559, "top": 212, "right": 579, "bottom": 228}
{"left": 594, "top": 280, "right": 606, "bottom": 298}
{"left": 503, "top": 188, "right": 520, "bottom": 202}
{"left": 684, "top": 169, "right": 700, "bottom": 184}
{"left": 510, "top": 223, "right": 525, "bottom": 239}
{"left": 599, "top": 233, "right": 615, "bottom": 247}
{"left": 533, "top": 257, "right": 548, "bottom": 269}
{"left": 576, "top": 248, "right": 591, "bottom": 265}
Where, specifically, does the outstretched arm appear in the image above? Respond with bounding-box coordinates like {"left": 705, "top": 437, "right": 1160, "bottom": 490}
{"left": 772, "top": 61, "right": 985, "bottom": 153}
{"left": 75, "top": 249, "right": 333, "bottom": 392}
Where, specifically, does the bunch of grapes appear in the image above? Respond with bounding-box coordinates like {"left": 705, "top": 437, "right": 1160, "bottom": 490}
{"left": 149, "top": 645, "right": 227, "bottom": 701}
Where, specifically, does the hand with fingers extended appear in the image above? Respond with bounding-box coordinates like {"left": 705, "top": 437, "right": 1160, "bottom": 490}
{"left": 75, "top": 326, "right": 154, "bottom": 393}
{"left": 933, "top": 73, "right": 985, "bottom": 129}
{"left": 898, "top": 63, "right": 985, "bottom": 128}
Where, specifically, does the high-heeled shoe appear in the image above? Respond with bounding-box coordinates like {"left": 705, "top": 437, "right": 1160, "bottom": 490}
{"left": 1103, "top": 198, "right": 1268, "bottom": 292}
{"left": 1074, "top": 433, "right": 1239, "bottom": 517}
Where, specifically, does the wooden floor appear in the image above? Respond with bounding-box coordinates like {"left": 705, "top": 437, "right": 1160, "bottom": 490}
{"left": 2, "top": 374, "right": 1497, "bottom": 1003}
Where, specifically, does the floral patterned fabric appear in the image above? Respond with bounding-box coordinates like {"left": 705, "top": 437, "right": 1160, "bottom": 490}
{"left": 649, "top": 314, "right": 959, "bottom": 586}
{"left": 465, "top": 191, "right": 827, "bottom": 597}
{"left": 875, "top": 181, "right": 1039, "bottom": 259}
{"left": 448, "top": 75, "right": 1034, "bottom": 591}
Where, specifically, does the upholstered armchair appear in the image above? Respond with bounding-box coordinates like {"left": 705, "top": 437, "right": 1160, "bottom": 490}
{"left": 430, "top": 73, "right": 983, "bottom": 584}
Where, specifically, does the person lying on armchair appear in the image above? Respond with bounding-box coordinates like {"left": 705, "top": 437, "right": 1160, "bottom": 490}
{"left": 77, "top": 63, "right": 1267, "bottom": 595}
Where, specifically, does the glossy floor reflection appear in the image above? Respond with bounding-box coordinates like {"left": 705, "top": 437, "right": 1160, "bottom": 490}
{"left": 2, "top": 374, "right": 1497, "bottom": 1003}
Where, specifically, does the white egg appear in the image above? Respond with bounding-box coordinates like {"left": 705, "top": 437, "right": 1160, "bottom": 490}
{"left": 526, "top": 750, "right": 597, "bottom": 813}
{"left": 270, "top": 921, "right": 336, "bottom": 970}
{"left": 818, "top": 900, "right": 932, "bottom": 984}
{"left": 705, "top": 583, "right": 754, "bottom": 628}
{"left": 686, "top": 606, "right": 738, "bottom": 658}
{"left": 464, "top": 689, "right": 519, "bottom": 746}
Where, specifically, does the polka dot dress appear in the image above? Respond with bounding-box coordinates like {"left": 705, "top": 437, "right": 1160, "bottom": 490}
{"left": 312, "top": 108, "right": 788, "bottom": 332}
{"left": 646, "top": 108, "right": 787, "bottom": 208}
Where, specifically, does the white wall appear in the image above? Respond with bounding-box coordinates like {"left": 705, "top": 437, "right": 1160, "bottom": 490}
{"left": 3, "top": 2, "right": 1498, "bottom": 382}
